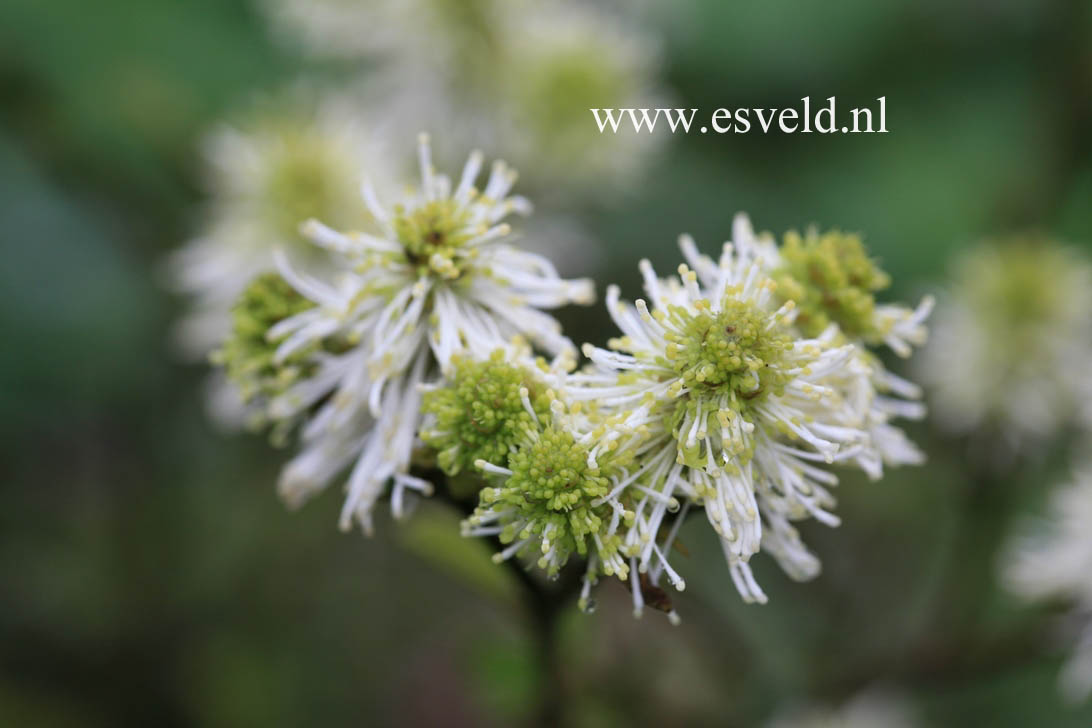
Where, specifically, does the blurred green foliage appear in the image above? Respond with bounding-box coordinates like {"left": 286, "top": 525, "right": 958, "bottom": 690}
{"left": 2, "top": 0, "right": 1091, "bottom": 726}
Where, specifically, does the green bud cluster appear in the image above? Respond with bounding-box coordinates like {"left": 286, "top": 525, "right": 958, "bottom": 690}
{"left": 664, "top": 297, "right": 793, "bottom": 400}
{"left": 392, "top": 198, "right": 476, "bottom": 279}
{"left": 214, "top": 273, "right": 317, "bottom": 406}
{"left": 658, "top": 295, "right": 794, "bottom": 468}
{"left": 479, "top": 426, "right": 632, "bottom": 577}
{"left": 421, "top": 350, "right": 552, "bottom": 476}
{"left": 772, "top": 229, "right": 890, "bottom": 340}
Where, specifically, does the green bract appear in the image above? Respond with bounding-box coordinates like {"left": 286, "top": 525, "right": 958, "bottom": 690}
{"left": 773, "top": 229, "right": 890, "bottom": 340}
{"left": 477, "top": 427, "right": 631, "bottom": 577}
{"left": 215, "top": 272, "right": 316, "bottom": 405}
{"left": 422, "top": 350, "right": 552, "bottom": 476}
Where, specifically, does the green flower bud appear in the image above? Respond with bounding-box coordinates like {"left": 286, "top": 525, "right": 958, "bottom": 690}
{"left": 214, "top": 272, "right": 317, "bottom": 406}
{"left": 470, "top": 426, "right": 632, "bottom": 578}
{"left": 421, "top": 350, "right": 551, "bottom": 477}
{"left": 773, "top": 229, "right": 890, "bottom": 340}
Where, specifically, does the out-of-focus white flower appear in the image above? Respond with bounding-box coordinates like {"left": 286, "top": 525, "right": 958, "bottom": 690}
{"left": 766, "top": 689, "right": 919, "bottom": 728}
{"left": 236, "top": 135, "right": 594, "bottom": 534}
{"left": 491, "top": 3, "right": 668, "bottom": 191}
{"left": 1005, "top": 465, "right": 1092, "bottom": 702}
{"left": 260, "top": 0, "right": 505, "bottom": 67}
{"left": 169, "top": 92, "right": 392, "bottom": 360}
{"left": 917, "top": 240, "right": 1092, "bottom": 451}
{"left": 570, "top": 221, "right": 881, "bottom": 607}
{"left": 260, "top": 0, "right": 668, "bottom": 193}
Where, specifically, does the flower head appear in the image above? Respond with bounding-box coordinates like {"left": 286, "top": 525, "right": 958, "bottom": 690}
{"left": 555, "top": 214, "right": 931, "bottom": 611}
{"left": 421, "top": 347, "right": 559, "bottom": 478}
{"left": 571, "top": 223, "right": 879, "bottom": 606}
{"left": 260, "top": 0, "right": 500, "bottom": 66}
{"left": 261, "top": 0, "right": 666, "bottom": 191}
{"left": 770, "top": 226, "right": 931, "bottom": 356}
{"left": 917, "top": 239, "right": 1092, "bottom": 449}
{"left": 467, "top": 410, "right": 637, "bottom": 582}
{"left": 492, "top": 3, "right": 666, "bottom": 189}
{"left": 169, "top": 94, "right": 388, "bottom": 359}
{"left": 773, "top": 228, "right": 890, "bottom": 340}
{"left": 213, "top": 272, "right": 336, "bottom": 439}
{"left": 753, "top": 219, "right": 932, "bottom": 477}
{"left": 1004, "top": 465, "right": 1092, "bottom": 701}
{"left": 224, "top": 135, "right": 594, "bottom": 534}
{"left": 462, "top": 394, "right": 675, "bottom": 618}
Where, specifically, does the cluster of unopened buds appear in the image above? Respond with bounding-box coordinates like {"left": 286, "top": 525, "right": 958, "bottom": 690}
{"left": 215, "top": 134, "right": 932, "bottom": 622}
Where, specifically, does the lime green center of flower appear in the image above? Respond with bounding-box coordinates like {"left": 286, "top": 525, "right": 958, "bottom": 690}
{"left": 664, "top": 298, "right": 792, "bottom": 404}
{"left": 966, "top": 243, "right": 1071, "bottom": 325}
{"left": 215, "top": 273, "right": 316, "bottom": 405}
{"left": 659, "top": 297, "right": 794, "bottom": 469}
{"left": 518, "top": 46, "right": 628, "bottom": 152}
{"left": 480, "top": 428, "right": 627, "bottom": 574}
{"left": 772, "top": 229, "right": 890, "bottom": 339}
{"left": 264, "top": 139, "right": 355, "bottom": 245}
{"left": 505, "top": 428, "right": 607, "bottom": 512}
{"left": 393, "top": 199, "right": 476, "bottom": 279}
{"left": 422, "top": 351, "right": 551, "bottom": 476}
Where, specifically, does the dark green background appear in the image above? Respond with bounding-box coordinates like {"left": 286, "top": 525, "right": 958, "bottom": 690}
{"left": 2, "top": 0, "right": 1091, "bottom": 725}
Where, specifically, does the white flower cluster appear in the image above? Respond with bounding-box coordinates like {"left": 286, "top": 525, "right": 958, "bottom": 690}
{"left": 222, "top": 135, "right": 592, "bottom": 534}
{"left": 169, "top": 92, "right": 390, "bottom": 359}
{"left": 172, "top": 2, "right": 668, "bottom": 424}
{"left": 554, "top": 215, "right": 931, "bottom": 611}
{"left": 1005, "top": 465, "right": 1092, "bottom": 702}
{"left": 917, "top": 240, "right": 1092, "bottom": 451}
{"left": 260, "top": 0, "right": 667, "bottom": 191}
{"left": 213, "top": 136, "right": 930, "bottom": 621}
{"left": 166, "top": 91, "right": 398, "bottom": 427}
